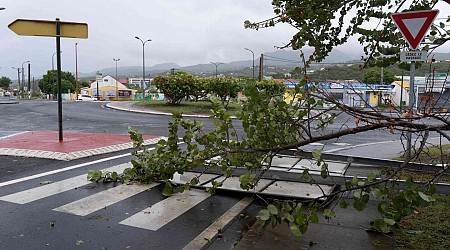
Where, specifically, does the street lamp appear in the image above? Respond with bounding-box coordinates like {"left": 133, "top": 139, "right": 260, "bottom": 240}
{"left": 75, "top": 43, "right": 79, "bottom": 99}
{"left": 244, "top": 48, "right": 255, "bottom": 79}
{"left": 135, "top": 36, "right": 152, "bottom": 100}
{"left": 113, "top": 58, "right": 120, "bottom": 99}
{"left": 52, "top": 51, "right": 62, "bottom": 70}
{"left": 21, "top": 61, "right": 30, "bottom": 97}
{"left": 211, "top": 62, "right": 224, "bottom": 78}
{"left": 12, "top": 67, "right": 20, "bottom": 96}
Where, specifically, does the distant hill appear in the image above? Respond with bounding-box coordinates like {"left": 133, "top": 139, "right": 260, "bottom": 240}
{"left": 78, "top": 62, "right": 181, "bottom": 78}
{"left": 76, "top": 50, "right": 450, "bottom": 79}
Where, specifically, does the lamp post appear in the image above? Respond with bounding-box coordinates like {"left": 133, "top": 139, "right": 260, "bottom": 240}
{"left": 75, "top": 43, "right": 79, "bottom": 99}
{"left": 12, "top": 67, "right": 20, "bottom": 96}
{"left": 210, "top": 62, "right": 223, "bottom": 78}
{"left": 135, "top": 36, "right": 152, "bottom": 100}
{"left": 52, "top": 51, "right": 62, "bottom": 70}
{"left": 21, "top": 61, "right": 30, "bottom": 97}
{"left": 244, "top": 48, "right": 255, "bottom": 79}
{"left": 113, "top": 58, "right": 120, "bottom": 99}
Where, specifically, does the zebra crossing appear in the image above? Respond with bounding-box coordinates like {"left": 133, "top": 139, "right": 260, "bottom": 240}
{"left": 0, "top": 155, "right": 340, "bottom": 249}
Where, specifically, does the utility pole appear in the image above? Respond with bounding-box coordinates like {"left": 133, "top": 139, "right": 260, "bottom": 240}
{"left": 114, "top": 58, "right": 120, "bottom": 99}
{"left": 135, "top": 36, "right": 152, "bottom": 100}
{"left": 28, "top": 63, "right": 31, "bottom": 96}
{"left": 75, "top": 43, "right": 79, "bottom": 99}
{"left": 210, "top": 62, "right": 223, "bottom": 77}
{"left": 258, "top": 54, "right": 264, "bottom": 82}
{"left": 244, "top": 48, "right": 255, "bottom": 79}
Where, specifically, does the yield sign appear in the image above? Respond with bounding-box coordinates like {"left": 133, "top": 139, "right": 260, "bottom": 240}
{"left": 391, "top": 10, "right": 439, "bottom": 50}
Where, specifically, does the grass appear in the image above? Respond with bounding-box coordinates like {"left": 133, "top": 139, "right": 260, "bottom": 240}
{"left": 391, "top": 144, "right": 450, "bottom": 184}
{"left": 394, "top": 194, "right": 450, "bottom": 250}
{"left": 390, "top": 144, "right": 450, "bottom": 249}
{"left": 395, "top": 144, "right": 450, "bottom": 164}
{"left": 134, "top": 100, "right": 242, "bottom": 116}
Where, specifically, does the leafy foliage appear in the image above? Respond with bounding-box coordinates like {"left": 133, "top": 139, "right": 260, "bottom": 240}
{"left": 209, "top": 77, "right": 242, "bottom": 107}
{"left": 245, "top": 1, "right": 450, "bottom": 67}
{"left": 0, "top": 76, "right": 12, "bottom": 90}
{"left": 363, "top": 69, "right": 398, "bottom": 84}
{"left": 88, "top": 74, "right": 445, "bottom": 241}
{"left": 154, "top": 72, "right": 197, "bottom": 105}
{"left": 38, "top": 70, "right": 76, "bottom": 94}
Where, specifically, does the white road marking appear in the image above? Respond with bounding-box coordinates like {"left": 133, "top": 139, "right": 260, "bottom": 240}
{"left": 183, "top": 197, "right": 254, "bottom": 250}
{"left": 0, "top": 152, "right": 132, "bottom": 188}
{"left": 261, "top": 181, "right": 334, "bottom": 200}
{"left": 53, "top": 182, "right": 160, "bottom": 216}
{"left": 0, "top": 163, "right": 132, "bottom": 204}
{"left": 0, "top": 131, "right": 29, "bottom": 140}
{"left": 119, "top": 189, "right": 211, "bottom": 231}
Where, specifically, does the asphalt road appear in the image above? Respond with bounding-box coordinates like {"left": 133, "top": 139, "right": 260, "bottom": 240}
{"left": 0, "top": 99, "right": 427, "bottom": 249}
{"left": 0, "top": 99, "right": 400, "bottom": 145}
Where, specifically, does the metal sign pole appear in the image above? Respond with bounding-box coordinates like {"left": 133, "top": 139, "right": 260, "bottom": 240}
{"left": 56, "top": 18, "right": 63, "bottom": 142}
{"left": 406, "top": 61, "right": 415, "bottom": 159}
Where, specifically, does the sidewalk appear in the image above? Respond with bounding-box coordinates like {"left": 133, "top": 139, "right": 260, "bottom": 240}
{"left": 0, "top": 130, "right": 164, "bottom": 161}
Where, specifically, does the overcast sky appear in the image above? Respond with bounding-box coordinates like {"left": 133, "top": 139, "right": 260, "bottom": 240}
{"left": 1, "top": 0, "right": 449, "bottom": 81}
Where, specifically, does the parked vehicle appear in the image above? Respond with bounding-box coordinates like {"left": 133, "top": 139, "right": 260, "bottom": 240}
{"left": 4, "top": 91, "right": 11, "bottom": 97}
{"left": 77, "top": 94, "right": 97, "bottom": 101}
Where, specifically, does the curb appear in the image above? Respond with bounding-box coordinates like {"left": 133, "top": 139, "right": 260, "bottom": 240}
{"left": 105, "top": 102, "right": 236, "bottom": 119}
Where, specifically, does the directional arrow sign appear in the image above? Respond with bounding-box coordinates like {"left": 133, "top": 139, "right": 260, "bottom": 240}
{"left": 391, "top": 10, "right": 439, "bottom": 50}
{"left": 9, "top": 19, "right": 88, "bottom": 38}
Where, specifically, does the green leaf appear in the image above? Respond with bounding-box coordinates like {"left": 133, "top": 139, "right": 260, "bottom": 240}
{"left": 258, "top": 209, "right": 270, "bottom": 221}
{"left": 190, "top": 177, "right": 199, "bottom": 185}
{"left": 285, "top": 212, "right": 294, "bottom": 222}
{"left": 418, "top": 192, "right": 431, "bottom": 202}
{"left": 310, "top": 211, "right": 319, "bottom": 223}
{"left": 339, "top": 200, "right": 348, "bottom": 209}
{"left": 87, "top": 169, "right": 102, "bottom": 181}
{"left": 289, "top": 224, "right": 302, "bottom": 240}
{"left": 162, "top": 182, "right": 174, "bottom": 197}
{"left": 367, "top": 173, "right": 376, "bottom": 182}
{"left": 383, "top": 218, "right": 396, "bottom": 226}
{"left": 283, "top": 202, "right": 292, "bottom": 212}
{"left": 351, "top": 175, "right": 358, "bottom": 185}
{"left": 311, "top": 149, "right": 321, "bottom": 159}
{"left": 267, "top": 204, "right": 278, "bottom": 215}
{"left": 353, "top": 200, "right": 366, "bottom": 211}
{"left": 323, "top": 209, "right": 335, "bottom": 220}
{"left": 40, "top": 180, "right": 53, "bottom": 185}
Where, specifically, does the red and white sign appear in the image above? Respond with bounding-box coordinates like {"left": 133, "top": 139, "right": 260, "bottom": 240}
{"left": 391, "top": 10, "right": 439, "bottom": 50}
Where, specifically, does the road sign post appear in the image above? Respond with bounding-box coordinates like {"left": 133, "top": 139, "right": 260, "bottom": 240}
{"left": 391, "top": 9, "right": 439, "bottom": 159}
{"left": 9, "top": 18, "right": 88, "bottom": 141}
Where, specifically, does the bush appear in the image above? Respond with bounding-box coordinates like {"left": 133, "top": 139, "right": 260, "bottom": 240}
{"left": 154, "top": 72, "right": 196, "bottom": 105}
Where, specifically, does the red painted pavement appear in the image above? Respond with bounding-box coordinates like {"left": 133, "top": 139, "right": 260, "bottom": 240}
{"left": 0, "top": 130, "right": 159, "bottom": 153}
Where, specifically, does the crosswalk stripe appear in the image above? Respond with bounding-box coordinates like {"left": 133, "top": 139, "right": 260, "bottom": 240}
{"left": 183, "top": 196, "right": 254, "bottom": 250}
{"left": 119, "top": 189, "right": 211, "bottom": 231}
{"left": 0, "top": 163, "right": 132, "bottom": 204}
{"left": 0, "top": 152, "right": 131, "bottom": 188}
{"left": 53, "top": 182, "right": 160, "bottom": 216}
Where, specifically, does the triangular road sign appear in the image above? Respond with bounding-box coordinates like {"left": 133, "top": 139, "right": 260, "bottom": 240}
{"left": 391, "top": 10, "right": 439, "bottom": 50}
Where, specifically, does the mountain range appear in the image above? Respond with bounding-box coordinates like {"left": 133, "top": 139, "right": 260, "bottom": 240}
{"left": 77, "top": 49, "right": 449, "bottom": 79}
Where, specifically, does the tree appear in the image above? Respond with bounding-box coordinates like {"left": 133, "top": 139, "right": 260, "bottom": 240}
{"left": 89, "top": 1, "right": 450, "bottom": 244}
{"left": 244, "top": 1, "right": 450, "bottom": 68}
{"left": 154, "top": 72, "right": 196, "bottom": 105}
{"left": 38, "top": 70, "right": 75, "bottom": 94}
{"left": 80, "top": 81, "right": 91, "bottom": 88}
{"left": 363, "top": 69, "right": 397, "bottom": 84}
{"left": 189, "top": 78, "right": 210, "bottom": 102}
{"left": 209, "top": 77, "right": 242, "bottom": 107}
{"left": 0, "top": 76, "right": 12, "bottom": 90}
